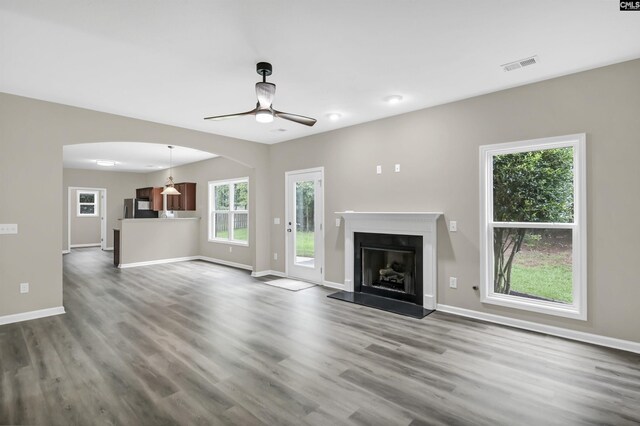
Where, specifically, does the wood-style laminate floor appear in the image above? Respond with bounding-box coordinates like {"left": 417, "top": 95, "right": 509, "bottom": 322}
{"left": 1, "top": 248, "right": 639, "bottom": 425}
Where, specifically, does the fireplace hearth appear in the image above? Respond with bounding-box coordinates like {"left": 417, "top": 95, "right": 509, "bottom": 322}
{"left": 355, "top": 232, "right": 423, "bottom": 305}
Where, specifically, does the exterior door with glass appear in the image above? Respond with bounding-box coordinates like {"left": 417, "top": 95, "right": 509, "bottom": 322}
{"left": 285, "top": 168, "right": 324, "bottom": 283}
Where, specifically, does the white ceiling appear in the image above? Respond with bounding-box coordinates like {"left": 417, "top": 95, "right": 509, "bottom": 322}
{"left": 1, "top": 1, "right": 639, "bottom": 144}
{"left": 63, "top": 142, "right": 217, "bottom": 173}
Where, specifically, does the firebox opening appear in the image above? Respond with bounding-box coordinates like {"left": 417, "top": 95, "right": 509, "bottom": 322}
{"left": 354, "top": 232, "right": 424, "bottom": 305}
{"left": 361, "top": 247, "right": 416, "bottom": 295}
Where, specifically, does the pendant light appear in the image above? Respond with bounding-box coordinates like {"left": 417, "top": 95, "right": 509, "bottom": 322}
{"left": 161, "top": 145, "right": 181, "bottom": 195}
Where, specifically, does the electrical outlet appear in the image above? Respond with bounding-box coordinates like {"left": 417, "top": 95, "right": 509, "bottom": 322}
{"left": 376, "top": 165, "right": 382, "bottom": 174}
{"left": 229, "top": 246, "right": 233, "bottom": 253}
{"left": 335, "top": 218, "right": 341, "bottom": 227}
{"left": 449, "top": 277, "right": 457, "bottom": 289}
{"left": 0, "top": 224, "right": 18, "bottom": 234}
{"left": 274, "top": 217, "right": 280, "bottom": 225}
{"left": 20, "top": 282, "right": 29, "bottom": 294}
{"left": 449, "top": 221, "right": 457, "bottom": 232}
{"left": 273, "top": 252, "right": 278, "bottom": 260}
{"left": 395, "top": 164, "right": 400, "bottom": 172}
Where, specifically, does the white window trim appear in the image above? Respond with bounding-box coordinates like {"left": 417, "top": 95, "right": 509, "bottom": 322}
{"left": 77, "top": 190, "right": 99, "bottom": 217}
{"left": 479, "top": 133, "right": 587, "bottom": 320}
{"left": 208, "top": 177, "right": 249, "bottom": 246}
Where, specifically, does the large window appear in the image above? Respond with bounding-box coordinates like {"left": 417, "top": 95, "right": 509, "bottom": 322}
{"left": 208, "top": 178, "right": 249, "bottom": 245}
{"left": 479, "top": 134, "right": 586, "bottom": 320}
{"left": 77, "top": 190, "right": 99, "bottom": 217}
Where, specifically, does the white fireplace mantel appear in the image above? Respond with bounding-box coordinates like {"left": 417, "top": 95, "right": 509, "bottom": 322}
{"left": 336, "top": 211, "right": 443, "bottom": 310}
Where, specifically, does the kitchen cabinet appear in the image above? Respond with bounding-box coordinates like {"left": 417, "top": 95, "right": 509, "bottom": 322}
{"left": 113, "top": 229, "right": 120, "bottom": 267}
{"left": 167, "top": 182, "right": 196, "bottom": 211}
{"left": 150, "top": 187, "right": 163, "bottom": 211}
{"left": 136, "top": 187, "right": 164, "bottom": 211}
{"left": 136, "top": 187, "right": 152, "bottom": 199}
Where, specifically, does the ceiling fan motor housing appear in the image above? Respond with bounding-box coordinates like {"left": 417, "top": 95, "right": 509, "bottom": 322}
{"left": 256, "top": 62, "right": 272, "bottom": 77}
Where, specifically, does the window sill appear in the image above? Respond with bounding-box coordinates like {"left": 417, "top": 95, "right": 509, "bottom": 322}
{"left": 481, "top": 292, "right": 586, "bottom": 321}
{"left": 207, "top": 238, "right": 249, "bottom": 247}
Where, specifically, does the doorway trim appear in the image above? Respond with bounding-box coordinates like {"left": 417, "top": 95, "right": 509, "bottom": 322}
{"left": 284, "top": 167, "right": 325, "bottom": 284}
{"left": 67, "top": 186, "right": 108, "bottom": 252}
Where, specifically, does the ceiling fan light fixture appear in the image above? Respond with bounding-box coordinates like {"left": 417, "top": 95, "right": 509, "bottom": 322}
{"left": 96, "top": 160, "right": 116, "bottom": 167}
{"left": 327, "top": 112, "right": 342, "bottom": 121}
{"left": 256, "top": 109, "right": 274, "bottom": 123}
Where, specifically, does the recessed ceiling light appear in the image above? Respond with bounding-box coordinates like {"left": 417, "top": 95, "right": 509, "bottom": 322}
{"left": 96, "top": 160, "right": 116, "bottom": 167}
{"left": 327, "top": 113, "right": 342, "bottom": 121}
{"left": 384, "top": 95, "right": 403, "bottom": 104}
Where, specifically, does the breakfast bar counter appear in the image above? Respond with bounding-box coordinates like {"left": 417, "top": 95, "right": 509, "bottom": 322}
{"left": 113, "top": 218, "right": 200, "bottom": 267}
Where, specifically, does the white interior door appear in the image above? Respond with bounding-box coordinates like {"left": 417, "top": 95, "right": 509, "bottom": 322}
{"left": 286, "top": 168, "right": 324, "bottom": 283}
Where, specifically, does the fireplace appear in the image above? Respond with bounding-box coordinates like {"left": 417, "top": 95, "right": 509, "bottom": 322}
{"left": 354, "top": 233, "right": 423, "bottom": 305}
{"left": 338, "top": 212, "right": 441, "bottom": 310}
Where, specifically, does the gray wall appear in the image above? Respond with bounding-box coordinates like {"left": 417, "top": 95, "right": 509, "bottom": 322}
{"left": 0, "top": 92, "right": 270, "bottom": 318}
{"left": 2, "top": 58, "right": 639, "bottom": 345}
{"left": 64, "top": 169, "right": 147, "bottom": 249}
{"left": 145, "top": 156, "right": 254, "bottom": 267}
{"left": 70, "top": 188, "right": 101, "bottom": 246}
{"left": 268, "top": 59, "right": 640, "bottom": 343}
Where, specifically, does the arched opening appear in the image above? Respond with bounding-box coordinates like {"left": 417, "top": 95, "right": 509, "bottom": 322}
{"left": 62, "top": 140, "right": 259, "bottom": 284}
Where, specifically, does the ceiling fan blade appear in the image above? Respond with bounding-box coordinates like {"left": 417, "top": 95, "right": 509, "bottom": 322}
{"left": 274, "top": 110, "right": 317, "bottom": 127}
{"left": 204, "top": 107, "right": 257, "bottom": 121}
{"left": 256, "top": 82, "right": 276, "bottom": 109}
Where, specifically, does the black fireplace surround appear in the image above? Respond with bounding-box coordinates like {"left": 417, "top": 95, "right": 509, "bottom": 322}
{"left": 354, "top": 232, "right": 423, "bottom": 305}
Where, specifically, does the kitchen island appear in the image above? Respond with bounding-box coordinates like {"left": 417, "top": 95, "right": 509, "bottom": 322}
{"left": 114, "top": 218, "right": 200, "bottom": 267}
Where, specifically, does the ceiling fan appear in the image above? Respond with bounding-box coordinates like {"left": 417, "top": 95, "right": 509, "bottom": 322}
{"left": 204, "top": 62, "right": 317, "bottom": 127}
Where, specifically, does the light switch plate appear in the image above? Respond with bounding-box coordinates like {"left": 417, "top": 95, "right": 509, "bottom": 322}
{"left": 376, "top": 165, "right": 382, "bottom": 174}
{"left": 395, "top": 164, "right": 400, "bottom": 172}
{"left": 274, "top": 217, "right": 280, "bottom": 225}
{"left": 20, "top": 282, "right": 29, "bottom": 294}
{"left": 273, "top": 253, "right": 278, "bottom": 260}
{"left": 449, "top": 277, "right": 457, "bottom": 289}
{"left": 449, "top": 221, "right": 457, "bottom": 232}
{"left": 335, "top": 218, "right": 341, "bottom": 227}
{"left": 0, "top": 224, "right": 18, "bottom": 234}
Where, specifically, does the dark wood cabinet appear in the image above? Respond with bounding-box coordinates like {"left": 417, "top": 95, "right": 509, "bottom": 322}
{"left": 136, "top": 187, "right": 164, "bottom": 211}
{"left": 150, "top": 187, "right": 164, "bottom": 211}
{"left": 113, "top": 229, "right": 120, "bottom": 267}
{"left": 136, "top": 187, "right": 152, "bottom": 199}
{"left": 167, "top": 182, "right": 196, "bottom": 211}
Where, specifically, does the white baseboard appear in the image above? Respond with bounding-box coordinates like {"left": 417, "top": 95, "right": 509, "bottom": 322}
{"left": 119, "top": 255, "right": 253, "bottom": 271}
{"left": 437, "top": 304, "right": 640, "bottom": 355}
{"left": 251, "top": 270, "right": 287, "bottom": 278}
{"left": 62, "top": 250, "right": 70, "bottom": 255}
{"left": 103, "top": 247, "right": 114, "bottom": 251}
{"left": 0, "top": 306, "right": 66, "bottom": 326}
{"left": 198, "top": 256, "right": 252, "bottom": 271}
{"left": 70, "top": 243, "right": 101, "bottom": 248}
{"left": 321, "top": 280, "right": 345, "bottom": 290}
{"left": 119, "top": 256, "right": 200, "bottom": 268}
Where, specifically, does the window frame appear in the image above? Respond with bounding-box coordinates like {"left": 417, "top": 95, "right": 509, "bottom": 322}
{"left": 208, "top": 177, "right": 249, "bottom": 246}
{"left": 77, "top": 190, "right": 99, "bottom": 217}
{"left": 479, "top": 134, "right": 587, "bottom": 320}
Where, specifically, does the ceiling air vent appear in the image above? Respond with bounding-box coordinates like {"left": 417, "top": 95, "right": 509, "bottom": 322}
{"left": 501, "top": 55, "right": 538, "bottom": 72}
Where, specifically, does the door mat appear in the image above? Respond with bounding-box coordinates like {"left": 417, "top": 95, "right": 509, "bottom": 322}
{"left": 327, "top": 291, "right": 434, "bottom": 319}
{"left": 261, "top": 278, "right": 316, "bottom": 291}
